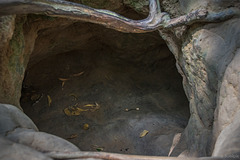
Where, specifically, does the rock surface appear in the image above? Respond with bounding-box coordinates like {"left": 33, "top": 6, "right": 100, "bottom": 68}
{"left": 7, "top": 128, "right": 80, "bottom": 153}
{"left": 212, "top": 48, "right": 240, "bottom": 158}
{"left": 0, "top": 104, "right": 38, "bottom": 136}
{"left": 0, "top": 136, "right": 52, "bottom": 160}
{"left": 0, "top": 104, "right": 79, "bottom": 160}
{"left": 160, "top": 9, "right": 240, "bottom": 158}
{"left": 0, "top": 0, "right": 240, "bottom": 159}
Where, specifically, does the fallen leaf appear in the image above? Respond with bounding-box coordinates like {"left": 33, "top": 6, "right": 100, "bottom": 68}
{"left": 67, "top": 134, "right": 78, "bottom": 139}
{"left": 63, "top": 106, "right": 88, "bottom": 116}
{"left": 63, "top": 107, "right": 72, "bottom": 116}
{"left": 63, "top": 102, "right": 100, "bottom": 116}
{"left": 95, "top": 102, "right": 100, "bottom": 107}
{"left": 76, "top": 107, "right": 88, "bottom": 112}
{"left": 47, "top": 95, "right": 52, "bottom": 107}
{"left": 93, "top": 102, "right": 100, "bottom": 111}
{"left": 90, "top": 103, "right": 100, "bottom": 112}
{"left": 58, "top": 78, "right": 69, "bottom": 81}
{"left": 83, "top": 123, "right": 89, "bottom": 130}
{"left": 125, "top": 108, "right": 139, "bottom": 112}
{"left": 83, "top": 103, "right": 100, "bottom": 112}
{"left": 71, "top": 71, "right": 84, "bottom": 77}
{"left": 139, "top": 130, "right": 149, "bottom": 138}
{"left": 62, "top": 81, "right": 65, "bottom": 88}
{"left": 59, "top": 78, "right": 69, "bottom": 89}
{"left": 84, "top": 104, "right": 95, "bottom": 107}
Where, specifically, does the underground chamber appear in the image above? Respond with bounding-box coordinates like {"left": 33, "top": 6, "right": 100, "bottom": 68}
{"left": 20, "top": 21, "right": 190, "bottom": 156}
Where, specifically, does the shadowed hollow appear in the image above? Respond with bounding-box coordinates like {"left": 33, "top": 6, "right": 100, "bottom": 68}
{"left": 20, "top": 23, "right": 189, "bottom": 156}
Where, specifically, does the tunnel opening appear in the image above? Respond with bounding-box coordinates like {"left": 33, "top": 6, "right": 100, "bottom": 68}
{"left": 20, "top": 20, "right": 190, "bottom": 156}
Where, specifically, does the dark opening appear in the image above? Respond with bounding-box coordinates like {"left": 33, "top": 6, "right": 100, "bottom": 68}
{"left": 20, "top": 21, "right": 189, "bottom": 156}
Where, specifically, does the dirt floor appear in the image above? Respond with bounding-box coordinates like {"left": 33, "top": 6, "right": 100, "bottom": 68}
{"left": 21, "top": 49, "right": 189, "bottom": 156}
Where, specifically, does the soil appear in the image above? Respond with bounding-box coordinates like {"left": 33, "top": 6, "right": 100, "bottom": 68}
{"left": 21, "top": 49, "right": 189, "bottom": 156}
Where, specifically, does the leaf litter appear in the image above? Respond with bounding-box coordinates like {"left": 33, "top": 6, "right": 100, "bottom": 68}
{"left": 58, "top": 78, "right": 69, "bottom": 89}
{"left": 58, "top": 71, "right": 84, "bottom": 89}
{"left": 64, "top": 102, "right": 100, "bottom": 116}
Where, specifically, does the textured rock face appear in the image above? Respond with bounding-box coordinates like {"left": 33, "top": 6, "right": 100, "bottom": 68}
{"left": 180, "top": 19, "right": 240, "bottom": 156}
{"left": 0, "top": 0, "right": 240, "bottom": 159}
{"left": 0, "top": 16, "right": 20, "bottom": 108}
{"left": 179, "top": 0, "right": 240, "bottom": 12}
{"left": 160, "top": 6, "right": 240, "bottom": 157}
{"left": 0, "top": 15, "right": 38, "bottom": 108}
{"left": 212, "top": 48, "right": 240, "bottom": 157}
{"left": 0, "top": 104, "right": 80, "bottom": 160}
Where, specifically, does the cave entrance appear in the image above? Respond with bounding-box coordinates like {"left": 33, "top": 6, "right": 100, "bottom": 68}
{"left": 20, "top": 22, "right": 189, "bottom": 156}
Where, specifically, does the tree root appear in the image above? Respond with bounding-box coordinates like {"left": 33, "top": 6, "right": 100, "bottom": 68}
{"left": 45, "top": 151, "right": 238, "bottom": 160}
{"left": 0, "top": 0, "right": 239, "bottom": 33}
{"left": 46, "top": 151, "right": 190, "bottom": 160}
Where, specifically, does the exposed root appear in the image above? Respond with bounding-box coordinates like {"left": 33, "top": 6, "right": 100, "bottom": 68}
{"left": 0, "top": 0, "right": 239, "bottom": 33}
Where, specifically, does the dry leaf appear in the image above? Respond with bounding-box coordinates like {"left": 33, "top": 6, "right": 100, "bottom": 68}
{"left": 76, "top": 107, "right": 88, "bottom": 112}
{"left": 139, "top": 130, "right": 149, "bottom": 138}
{"left": 62, "top": 81, "right": 65, "bottom": 88}
{"left": 58, "top": 78, "right": 69, "bottom": 81}
{"left": 63, "top": 108, "right": 72, "bottom": 116}
{"left": 125, "top": 108, "right": 139, "bottom": 112}
{"left": 67, "top": 134, "right": 78, "bottom": 139}
{"left": 90, "top": 103, "right": 100, "bottom": 112}
{"left": 71, "top": 71, "right": 84, "bottom": 77}
{"left": 63, "top": 106, "right": 88, "bottom": 116}
{"left": 83, "top": 123, "right": 89, "bottom": 130}
{"left": 64, "top": 102, "right": 100, "bottom": 116}
{"left": 94, "top": 102, "right": 100, "bottom": 110}
{"left": 83, "top": 103, "right": 100, "bottom": 112}
{"left": 95, "top": 102, "right": 100, "bottom": 107}
{"left": 84, "top": 104, "right": 95, "bottom": 107}
{"left": 59, "top": 78, "right": 69, "bottom": 89}
{"left": 47, "top": 95, "right": 52, "bottom": 107}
